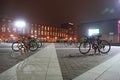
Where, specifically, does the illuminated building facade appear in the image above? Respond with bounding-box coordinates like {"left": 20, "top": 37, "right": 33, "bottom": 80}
{"left": 0, "top": 17, "right": 77, "bottom": 42}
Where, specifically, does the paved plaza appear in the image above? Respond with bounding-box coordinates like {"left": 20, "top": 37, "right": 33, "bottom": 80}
{"left": 0, "top": 43, "right": 120, "bottom": 80}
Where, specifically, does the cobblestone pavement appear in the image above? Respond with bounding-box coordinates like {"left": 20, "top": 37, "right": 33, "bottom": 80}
{"left": 55, "top": 44, "right": 120, "bottom": 80}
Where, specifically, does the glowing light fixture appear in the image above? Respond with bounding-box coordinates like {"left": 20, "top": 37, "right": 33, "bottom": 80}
{"left": 88, "top": 29, "right": 99, "bottom": 36}
{"left": 14, "top": 20, "right": 26, "bottom": 28}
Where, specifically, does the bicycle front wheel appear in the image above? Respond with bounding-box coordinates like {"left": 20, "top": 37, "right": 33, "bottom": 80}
{"left": 11, "top": 42, "right": 19, "bottom": 52}
{"left": 29, "top": 41, "right": 38, "bottom": 51}
{"left": 79, "top": 42, "right": 91, "bottom": 54}
{"left": 99, "top": 40, "right": 111, "bottom": 54}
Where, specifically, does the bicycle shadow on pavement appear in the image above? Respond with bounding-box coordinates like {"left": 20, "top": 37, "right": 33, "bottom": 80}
{"left": 64, "top": 52, "right": 105, "bottom": 58}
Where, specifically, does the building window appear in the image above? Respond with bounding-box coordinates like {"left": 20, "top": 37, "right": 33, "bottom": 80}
{"left": 41, "top": 26, "right": 43, "bottom": 30}
{"left": 48, "top": 27, "right": 49, "bottom": 31}
{"left": 45, "top": 31, "right": 46, "bottom": 35}
{"left": 41, "top": 31, "right": 43, "bottom": 35}
{"left": 45, "top": 26, "right": 46, "bottom": 30}
{"left": 38, "top": 31, "right": 40, "bottom": 35}
{"left": 31, "top": 29, "right": 33, "bottom": 34}
{"left": 38, "top": 28, "right": 40, "bottom": 35}
{"left": 1, "top": 27, "right": 3, "bottom": 32}
{"left": 47, "top": 32, "right": 49, "bottom": 35}
{"left": 7, "top": 27, "right": 10, "bottom": 32}
{"left": 2, "top": 25, "right": 6, "bottom": 32}
{"left": 35, "top": 30, "right": 37, "bottom": 33}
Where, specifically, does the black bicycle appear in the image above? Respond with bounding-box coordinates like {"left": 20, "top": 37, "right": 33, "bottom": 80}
{"left": 28, "top": 38, "right": 42, "bottom": 48}
{"left": 79, "top": 36, "right": 111, "bottom": 54}
{"left": 11, "top": 39, "right": 38, "bottom": 52}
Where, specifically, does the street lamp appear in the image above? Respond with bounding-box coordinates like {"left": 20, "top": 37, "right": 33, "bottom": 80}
{"left": 14, "top": 20, "right": 26, "bottom": 34}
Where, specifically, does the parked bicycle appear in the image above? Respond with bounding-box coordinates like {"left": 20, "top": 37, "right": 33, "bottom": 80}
{"left": 11, "top": 37, "right": 38, "bottom": 52}
{"left": 28, "top": 37, "right": 42, "bottom": 48}
{"left": 79, "top": 35, "right": 111, "bottom": 54}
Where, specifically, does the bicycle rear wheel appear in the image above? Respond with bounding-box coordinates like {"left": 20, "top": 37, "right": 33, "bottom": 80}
{"left": 79, "top": 41, "right": 91, "bottom": 54}
{"left": 11, "top": 42, "right": 19, "bottom": 52}
{"left": 29, "top": 41, "right": 38, "bottom": 51}
{"left": 99, "top": 40, "right": 111, "bottom": 54}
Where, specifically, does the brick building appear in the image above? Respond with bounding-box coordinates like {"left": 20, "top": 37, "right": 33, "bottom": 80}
{"left": 0, "top": 17, "right": 77, "bottom": 42}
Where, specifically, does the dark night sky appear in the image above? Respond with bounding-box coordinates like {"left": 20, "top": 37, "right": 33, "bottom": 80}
{"left": 0, "top": 0, "right": 120, "bottom": 26}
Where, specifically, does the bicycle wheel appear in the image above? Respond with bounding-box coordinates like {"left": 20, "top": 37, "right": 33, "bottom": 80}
{"left": 79, "top": 41, "right": 91, "bottom": 54}
{"left": 11, "top": 42, "right": 19, "bottom": 52}
{"left": 99, "top": 40, "right": 111, "bottom": 54}
{"left": 29, "top": 41, "right": 38, "bottom": 51}
{"left": 37, "top": 41, "right": 42, "bottom": 48}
